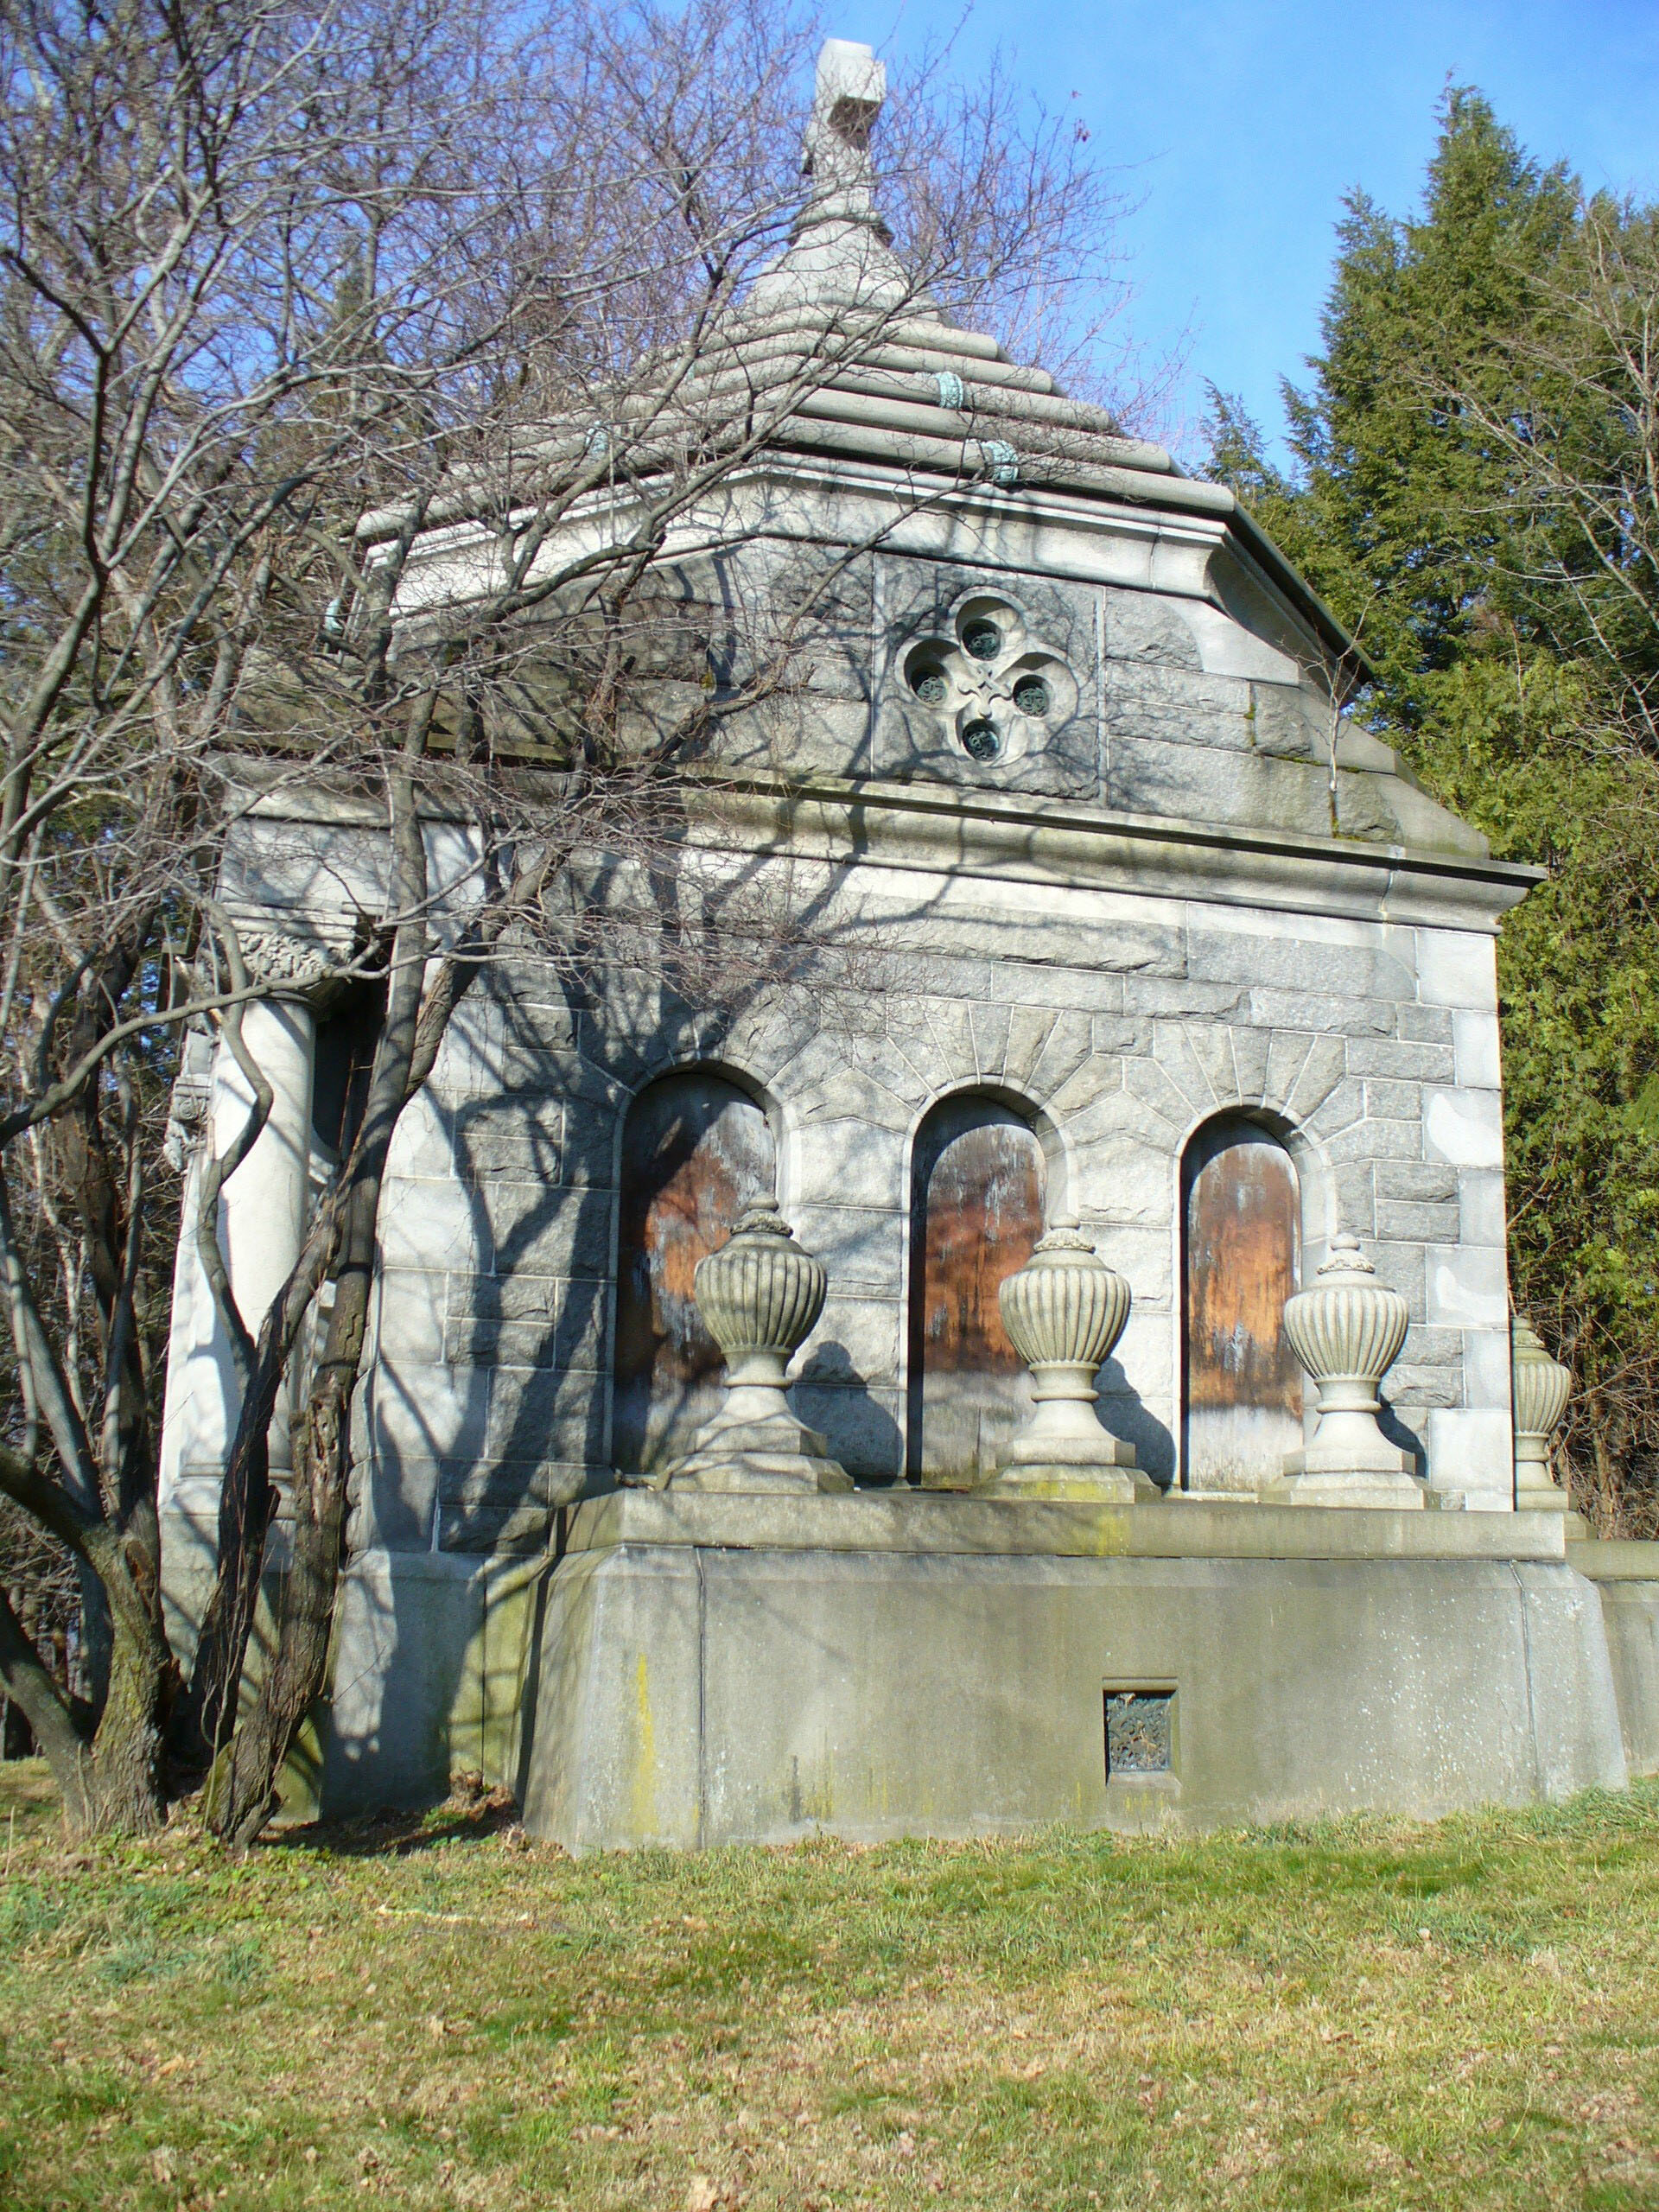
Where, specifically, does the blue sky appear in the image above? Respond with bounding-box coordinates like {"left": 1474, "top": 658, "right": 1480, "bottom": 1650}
{"left": 847, "top": 0, "right": 1659, "bottom": 461}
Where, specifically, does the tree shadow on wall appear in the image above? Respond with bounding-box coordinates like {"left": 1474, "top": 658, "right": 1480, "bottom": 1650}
{"left": 336, "top": 745, "right": 1199, "bottom": 1814}
{"left": 315, "top": 971, "right": 620, "bottom": 1821}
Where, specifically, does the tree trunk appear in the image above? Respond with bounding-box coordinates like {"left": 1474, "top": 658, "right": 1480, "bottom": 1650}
{"left": 79, "top": 1516, "right": 176, "bottom": 1834}
{"left": 0, "top": 1589, "right": 92, "bottom": 1828}
{"left": 170, "top": 1426, "right": 274, "bottom": 1774}
{"left": 209, "top": 758, "right": 430, "bottom": 1847}
{"left": 209, "top": 1262, "right": 365, "bottom": 1849}
{"left": 175, "top": 1154, "right": 348, "bottom": 1773}
{"left": 0, "top": 1516, "right": 176, "bottom": 1839}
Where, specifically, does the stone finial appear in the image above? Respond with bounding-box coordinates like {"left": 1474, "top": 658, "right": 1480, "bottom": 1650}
{"left": 981, "top": 1217, "right": 1155, "bottom": 1503}
{"left": 802, "top": 40, "right": 887, "bottom": 229}
{"left": 1512, "top": 1316, "right": 1573, "bottom": 1513}
{"left": 744, "top": 36, "right": 919, "bottom": 320}
{"left": 664, "top": 1206, "right": 852, "bottom": 1494}
{"left": 1263, "top": 1230, "right": 1424, "bottom": 1510}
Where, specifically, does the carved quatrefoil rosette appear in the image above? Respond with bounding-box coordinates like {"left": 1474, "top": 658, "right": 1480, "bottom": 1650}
{"left": 898, "top": 594, "right": 1078, "bottom": 769}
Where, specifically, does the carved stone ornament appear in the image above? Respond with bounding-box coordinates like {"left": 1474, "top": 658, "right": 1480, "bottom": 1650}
{"left": 1262, "top": 1230, "right": 1424, "bottom": 1510}
{"left": 162, "top": 1023, "right": 218, "bottom": 1168}
{"left": 1512, "top": 1316, "right": 1573, "bottom": 1513}
{"left": 238, "top": 929, "right": 334, "bottom": 994}
{"left": 897, "top": 594, "right": 1078, "bottom": 770}
{"left": 664, "top": 1206, "right": 852, "bottom": 1494}
{"left": 982, "top": 1219, "right": 1156, "bottom": 1503}
{"left": 162, "top": 1074, "right": 213, "bottom": 1170}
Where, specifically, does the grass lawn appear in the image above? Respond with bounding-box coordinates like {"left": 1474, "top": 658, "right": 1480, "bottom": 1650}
{"left": 0, "top": 1764, "right": 1656, "bottom": 2211}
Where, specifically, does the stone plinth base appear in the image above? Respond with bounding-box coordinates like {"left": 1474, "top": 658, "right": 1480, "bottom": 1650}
{"left": 982, "top": 1435, "right": 1157, "bottom": 1503}
{"left": 162, "top": 1500, "right": 1659, "bottom": 1835}
{"left": 664, "top": 1413, "right": 854, "bottom": 1495}
{"left": 1569, "top": 1541, "right": 1659, "bottom": 1780}
{"left": 1516, "top": 1473, "right": 1573, "bottom": 1516}
{"left": 522, "top": 1491, "right": 1641, "bottom": 1853}
{"left": 979, "top": 1461, "right": 1160, "bottom": 1503}
{"left": 1261, "top": 1459, "right": 1426, "bottom": 1511}
{"left": 159, "top": 1515, "right": 546, "bottom": 1821}
{"left": 1520, "top": 1483, "right": 1592, "bottom": 1546}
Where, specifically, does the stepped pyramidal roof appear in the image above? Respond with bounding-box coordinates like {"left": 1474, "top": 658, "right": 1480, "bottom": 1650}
{"left": 731, "top": 39, "right": 1196, "bottom": 504}
{"left": 690, "top": 38, "right": 1357, "bottom": 672}
{"left": 363, "top": 36, "right": 1357, "bottom": 683}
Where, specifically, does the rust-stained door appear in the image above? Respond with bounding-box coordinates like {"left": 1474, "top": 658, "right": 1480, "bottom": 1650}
{"left": 613, "top": 1072, "right": 775, "bottom": 1477}
{"left": 906, "top": 1096, "right": 1046, "bottom": 1485}
{"left": 1182, "top": 1116, "right": 1302, "bottom": 1493}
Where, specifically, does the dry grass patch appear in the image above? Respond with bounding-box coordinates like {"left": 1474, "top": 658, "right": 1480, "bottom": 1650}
{"left": 0, "top": 1764, "right": 1656, "bottom": 2209}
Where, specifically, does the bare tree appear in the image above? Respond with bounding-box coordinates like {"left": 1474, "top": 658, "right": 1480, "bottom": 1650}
{"left": 0, "top": 0, "right": 1138, "bottom": 1836}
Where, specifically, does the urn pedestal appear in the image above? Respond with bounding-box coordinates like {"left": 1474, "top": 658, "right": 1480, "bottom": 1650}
{"left": 664, "top": 1207, "right": 852, "bottom": 1494}
{"left": 981, "top": 1221, "right": 1156, "bottom": 1503}
{"left": 1512, "top": 1317, "right": 1576, "bottom": 1518}
{"left": 1261, "top": 1231, "right": 1424, "bottom": 1510}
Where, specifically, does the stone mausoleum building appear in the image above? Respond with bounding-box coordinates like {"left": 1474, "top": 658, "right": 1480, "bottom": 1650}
{"left": 158, "top": 42, "right": 1658, "bottom": 1844}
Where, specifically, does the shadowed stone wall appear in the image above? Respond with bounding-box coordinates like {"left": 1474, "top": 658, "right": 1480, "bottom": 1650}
{"left": 350, "top": 860, "right": 1513, "bottom": 1541}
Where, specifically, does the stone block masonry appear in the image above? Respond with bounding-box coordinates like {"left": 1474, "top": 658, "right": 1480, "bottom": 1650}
{"left": 522, "top": 1494, "right": 1632, "bottom": 1849}
{"left": 156, "top": 31, "right": 1658, "bottom": 1840}
{"left": 394, "top": 870, "right": 1519, "bottom": 1511}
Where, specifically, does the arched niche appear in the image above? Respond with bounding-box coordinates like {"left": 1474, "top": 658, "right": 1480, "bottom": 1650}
{"left": 613, "top": 1069, "right": 775, "bottom": 1478}
{"left": 906, "top": 1094, "right": 1046, "bottom": 1486}
{"left": 1181, "top": 1114, "right": 1303, "bottom": 1494}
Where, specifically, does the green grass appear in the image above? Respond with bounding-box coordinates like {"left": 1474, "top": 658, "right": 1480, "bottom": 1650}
{"left": 1, "top": 1761, "right": 1656, "bottom": 2209}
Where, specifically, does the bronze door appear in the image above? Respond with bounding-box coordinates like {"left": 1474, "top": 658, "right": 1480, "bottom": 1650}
{"left": 1182, "top": 1116, "right": 1302, "bottom": 1493}
{"left": 613, "top": 1073, "right": 774, "bottom": 1476}
{"left": 906, "top": 1096, "right": 1046, "bottom": 1485}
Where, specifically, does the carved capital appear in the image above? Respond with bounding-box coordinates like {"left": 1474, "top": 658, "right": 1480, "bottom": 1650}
{"left": 238, "top": 929, "right": 333, "bottom": 995}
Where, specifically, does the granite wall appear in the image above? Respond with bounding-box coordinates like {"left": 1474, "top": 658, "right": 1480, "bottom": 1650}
{"left": 354, "top": 858, "right": 1516, "bottom": 1553}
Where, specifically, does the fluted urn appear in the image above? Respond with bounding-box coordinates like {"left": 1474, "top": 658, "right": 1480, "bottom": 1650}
{"left": 982, "top": 1218, "right": 1155, "bottom": 1503}
{"left": 695, "top": 1204, "right": 826, "bottom": 1381}
{"left": 1263, "top": 1229, "right": 1423, "bottom": 1508}
{"left": 1512, "top": 1316, "right": 1573, "bottom": 1513}
{"left": 664, "top": 1206, "right": 852, "bottom": 1494}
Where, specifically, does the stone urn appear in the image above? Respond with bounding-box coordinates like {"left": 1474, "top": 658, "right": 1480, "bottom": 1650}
{"left": 1512, "top": 1316, "right": 1573, "bottom": 1514}
{"left": 982, "top": 1218, "right": 1155, "bottom": 1503}
{"left": 664, "top": 1205, "right": 852, "bottom": 1494}
{"left": 1262, "top": 1230, "right": 1423, "bottom": 1509}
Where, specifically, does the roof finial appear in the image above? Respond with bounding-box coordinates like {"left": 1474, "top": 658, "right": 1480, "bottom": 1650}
{"left": 802, "top": 39, "right": 887, "bottom": 235}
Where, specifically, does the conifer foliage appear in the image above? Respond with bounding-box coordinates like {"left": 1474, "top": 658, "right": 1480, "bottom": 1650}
{"left": 1209, "top": 92, "right": 1659, "bottom": 1531}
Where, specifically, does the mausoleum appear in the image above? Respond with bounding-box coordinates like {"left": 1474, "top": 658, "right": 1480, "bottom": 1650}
{"left": 158, "top": 41, "right": 1659, "bottom": 1844}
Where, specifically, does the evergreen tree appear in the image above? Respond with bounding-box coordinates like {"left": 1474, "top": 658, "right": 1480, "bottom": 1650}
{"left": 1209, "top": 93, "right": 1659, "bottom": 1531}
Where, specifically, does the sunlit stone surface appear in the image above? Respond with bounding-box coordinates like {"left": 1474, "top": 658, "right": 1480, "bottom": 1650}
{"left": 157, "top": 36, "right": 1658, "bottom": 1835}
